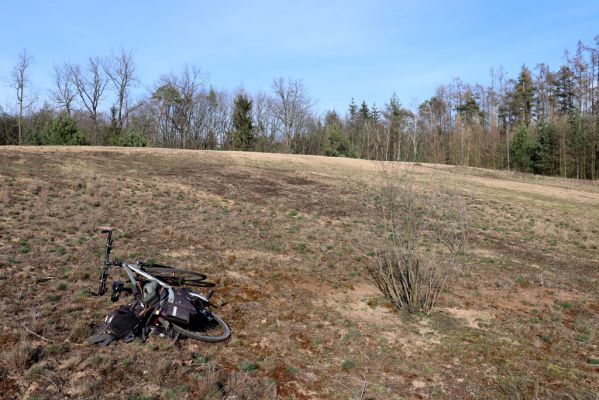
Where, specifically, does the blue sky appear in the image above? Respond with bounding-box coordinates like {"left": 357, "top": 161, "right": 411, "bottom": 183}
{"left": 1, "top": 0, "right": 598, "bottom": 114}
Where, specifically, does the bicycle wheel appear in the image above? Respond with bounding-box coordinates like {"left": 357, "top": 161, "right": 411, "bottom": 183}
{"left": 170, "top": 311, "right": 231, "bottom": 343}
{"left": 141, "top": 267, "right": 213, "bottom": 287}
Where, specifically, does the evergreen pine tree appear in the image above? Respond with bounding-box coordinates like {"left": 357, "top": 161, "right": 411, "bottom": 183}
{"left": 43, "top": 113, "right": 89, "bottom": 145}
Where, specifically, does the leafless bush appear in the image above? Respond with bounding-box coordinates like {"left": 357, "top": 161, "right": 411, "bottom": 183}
{"left": 365, "top": 167, "right": 469, "bottom": 314}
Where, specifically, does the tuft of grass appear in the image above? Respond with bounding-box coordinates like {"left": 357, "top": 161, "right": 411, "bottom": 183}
{"left": 238, "top": 360, "right": 258, "bottom": 372}
{"left": 126, "top": 394, "right": 156, "bottom": 400}
{"left": 18, "top": 239, "right": 30, "bottom": 254}
{"left": 575, "top": 335, "right": 590, "bottom": 343}
{"left": 75, "top": 288, "right": 92, "bottom": 299}
{"left": 93, "top": 246, "right": 104, "bottom": 258}
{"left": 44, "top": 343, "right": 68, "bottom": 355}
{"left": 265, "top": 243, "right": 282, "bottom": 253}
{"left": 192, "top": 353, "right": 211, "bottom": 365}
{"left": 57, "top": 281, "right": 68, "bottom": 291}
{"left": 70, "top": 320, "right": 91, "bottom": 340}
{"left": 295, "top": 243, "right": 307, "bottom": 254}
{"left": 51, "top": 245, "right": 66, "bottom": 255}
{"left": 0, "top": 341, "right": 31, "bottom": 372}
{"left": 162, "top": 384, "right": 191, "bottom": 400}
{"left": 89, "top": 355, "right": 104, "bottom": 367}
{"left": 341, "top": 359, "right": 355, "bottom": 370}
{"left": 120, "top": 358, "right": 133, "bottom": 368}
{"left": 146, "top": 343, "right": 159, "bottom": 352}
{"left": 46, "top": 294, "right": 61, "bottom": 302}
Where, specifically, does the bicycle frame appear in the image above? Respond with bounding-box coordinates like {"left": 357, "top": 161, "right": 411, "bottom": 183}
{"left": 119, "top": 261, "right": 176, "bottom": 302}
{"left": 98, "top": 228, "right": 209, "bottom": 304}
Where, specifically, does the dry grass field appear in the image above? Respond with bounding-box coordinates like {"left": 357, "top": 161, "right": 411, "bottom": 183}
{"left": 1, "top": 146, "right": 598, "bottom": 399}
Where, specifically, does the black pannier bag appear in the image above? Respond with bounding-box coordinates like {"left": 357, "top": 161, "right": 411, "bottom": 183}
{"left": 107, "top": 304, "right": 141, "bottom": 339}
{"left": 88, "top": 303, "right": 141, "bottom": 346}
{"left": 161, "top": 289, "right": 197, "bottom": 325}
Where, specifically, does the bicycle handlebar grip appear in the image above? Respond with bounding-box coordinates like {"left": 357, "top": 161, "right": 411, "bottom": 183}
{"left": 98, "top": 226, "right": 114, "bottom": 233}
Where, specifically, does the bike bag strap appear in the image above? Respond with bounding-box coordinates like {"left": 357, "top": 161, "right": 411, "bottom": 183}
{"left": 87, "top": 332, "right": 118, "bottom": 347}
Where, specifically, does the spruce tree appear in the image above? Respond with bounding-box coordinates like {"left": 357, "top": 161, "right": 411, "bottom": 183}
{"left": 510, "top": 124, "right": 533, "bottom": 172}
{"left": 359, "top": 101, "right": 370, "bottom": 121}
{"left": 323, "top": 120, "right": 355, "bottom": 157}
{"left": 231, "top": 94, "right": 254, "bottom": 151}
{"left": 514, "top": 65, "right": 535, "bottom": 126}
{"left": 535, "top": 122, "right": 557, "bottom": 175}
{"left": 348, "top": 98, "right": 357, "bottom": 124}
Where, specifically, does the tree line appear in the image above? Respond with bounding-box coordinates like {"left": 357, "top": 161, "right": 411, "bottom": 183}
{"left": 2, "top": 36, "right": 599, "bottom": 179}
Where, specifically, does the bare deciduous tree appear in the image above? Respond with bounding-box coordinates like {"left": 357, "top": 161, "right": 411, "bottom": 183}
{"left": 52, "top": 63, "right": 75, "bottom": 115}
{"left": 254, "top": 92, "right": 281, "bottom": 151}
{"left": 12, "top": 50, "right": 33, "bottom": 145}
{"left": 68, "top": 57, "right": 108, "bottom": 126}
{"left": 270, "top": 77, "right": 312, "bottom": 151}
{"left": 151, "top": 66, "right": 207, "bottom": 148}
{"left": 104, "top": 49, "right": 137, "bottom": 132}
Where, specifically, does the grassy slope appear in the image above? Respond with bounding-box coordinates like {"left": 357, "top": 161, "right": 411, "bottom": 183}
{"left": 0, "top": 146, "right": 598, "bottom": 399}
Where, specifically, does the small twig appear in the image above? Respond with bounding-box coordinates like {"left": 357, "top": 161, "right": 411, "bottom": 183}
{"left": 20, "top": 323, "right": 54, "bottom": 342}
{"left": 34, "top": 276, "right": 55, "bottom": 283}
{"left": 336, "top": 381, "right": 359, "bottom": 399}
{"left": 359, "top": 373, "right": 368, "bottom": 400}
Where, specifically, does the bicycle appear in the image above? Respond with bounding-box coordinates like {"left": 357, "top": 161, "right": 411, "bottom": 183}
{"left": 93, "top": 227, "right": 230, "bottom": 343}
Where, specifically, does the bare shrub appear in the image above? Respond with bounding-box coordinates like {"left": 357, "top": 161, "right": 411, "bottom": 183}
{"left": 364, "top": 167, "right": 469, "bottom": 314}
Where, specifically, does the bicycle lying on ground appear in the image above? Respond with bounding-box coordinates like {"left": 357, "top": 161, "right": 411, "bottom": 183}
{"left": 90, "top": 227, "right": 230, "bottom": 345}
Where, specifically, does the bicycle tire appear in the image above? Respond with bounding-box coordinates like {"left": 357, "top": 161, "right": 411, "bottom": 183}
{"left": 139, "top": 262, "right": 174, "bottom": 270}
{"left": 170, "top": 311, "right": 231, "bottom": 343}
{"left": 141, "top": 267, "right": 212, "bottom": 287}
